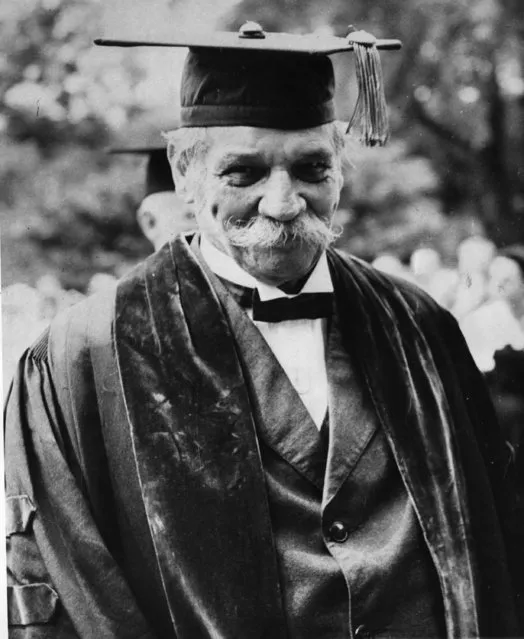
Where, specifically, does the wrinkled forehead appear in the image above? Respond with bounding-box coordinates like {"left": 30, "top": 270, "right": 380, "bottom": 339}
{"left": 205, "top": 124, "right": 340, "bottom": 162}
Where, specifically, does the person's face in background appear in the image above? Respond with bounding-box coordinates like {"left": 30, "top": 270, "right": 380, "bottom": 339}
{"left": 488, "top": 256, "right": 524, "bottom": 306}
{"left": 137, "top": 191, "right": 196, "bottom": 251}
{"left": 457, "top": 237, "right": 496, "bottom": 278}
{"left": 410, "top": 248, "right": 441, "bottom": 286}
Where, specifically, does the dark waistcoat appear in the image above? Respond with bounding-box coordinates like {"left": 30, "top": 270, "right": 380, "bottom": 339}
{"left": 211, "top": 270, "right": 447, "bottom": 638}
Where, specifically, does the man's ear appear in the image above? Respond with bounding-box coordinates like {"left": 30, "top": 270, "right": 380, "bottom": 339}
{"left": 136, "top": 208, "right": 157, "bottom": 244}
{"left": 175, "top": 175, "right": 197, "bottom": 206}
{"left": 168, "top": 158, "right": 195, "bottom": 204}
{"left": 182, "top": 188, "right": 196, "bottom": 205}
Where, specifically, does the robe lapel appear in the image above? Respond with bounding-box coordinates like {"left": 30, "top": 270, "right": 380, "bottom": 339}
{"left": 323, "top": 306, "right": 378, "bottom": 507}
{"left": 191, "top": 242, "right": 327, "bottom": 492}
{"left": 114, "top": 235, "right": 287, "bottom": 638}
{"left": 327, "top": 249, "right": 479, "bottom": 637}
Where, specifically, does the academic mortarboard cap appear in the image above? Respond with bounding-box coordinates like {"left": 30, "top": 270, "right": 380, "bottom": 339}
{"left": 145, "top": 149, "right": 174, "bottom": 197}
{"left": 108, "top": 110, "right": 176, "bottom": 196}
{"left": 95, "top": 24, "right": 401, "bottom": 146}
{"left": 109, "top": 148, "right": 175, "bottom": 197}
{"left": 108, "top": 107, "right": 178, "bottom": 153}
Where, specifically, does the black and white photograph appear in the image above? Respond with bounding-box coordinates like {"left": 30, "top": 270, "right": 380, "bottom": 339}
{"left": 2, "top": 0, "right": 524, "bottom": 636}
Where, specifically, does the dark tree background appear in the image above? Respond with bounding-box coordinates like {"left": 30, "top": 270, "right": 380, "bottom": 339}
{"left": 1, "top": 0, "right": 523, "bottom": 289}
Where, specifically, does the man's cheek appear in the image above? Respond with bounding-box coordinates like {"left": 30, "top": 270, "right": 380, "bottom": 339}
{"left": 214, "top": 193, "right": 256, "bottom": 224}
{"left": 310, "top": 191, "right": 339, "bottom": 218}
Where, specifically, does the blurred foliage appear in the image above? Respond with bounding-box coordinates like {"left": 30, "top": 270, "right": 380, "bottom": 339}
{"left": 0, "top": 141, "right": 150, "bottom": 290}
{"left": 0, "top": 0, "right": 142, "bottom": 152}
{"left": 335, "top": 142, "right": 482, "bottom": 262}
{"left": 0, "top": 0, "right": 151, "bottom": 290}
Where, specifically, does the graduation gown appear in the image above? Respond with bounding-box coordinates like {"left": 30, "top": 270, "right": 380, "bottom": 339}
{"left": 5, "top": 235, "right": 523, "bottom": 638}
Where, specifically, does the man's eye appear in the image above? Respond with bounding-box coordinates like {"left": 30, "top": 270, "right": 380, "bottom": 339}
{"left": 294, "top": 162, "right": 330, "bottom": 183}
{"left": 222, "top": 166, "right": 263, "bottom": 186}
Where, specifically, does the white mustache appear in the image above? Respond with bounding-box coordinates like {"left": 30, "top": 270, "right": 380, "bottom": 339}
{"left": 224, "top": 214, "right": 339, "bottom": 250}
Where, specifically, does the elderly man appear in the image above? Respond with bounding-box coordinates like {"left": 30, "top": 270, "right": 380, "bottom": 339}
{"left": 5, "top": 24, "right": 522, "bottom": 639}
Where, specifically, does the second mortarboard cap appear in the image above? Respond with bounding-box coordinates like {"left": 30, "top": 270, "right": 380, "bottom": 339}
{"left": 109, "top": 110, "right": 176, "bottom": 196}
{"left": 110, "top": 148, "right": 175, "bottom": 197}
{"left": 144, "top": 149, "right": 175, "bottom": 197}
{"left": 96, "top": 24, "right": 401, "bottom": 147}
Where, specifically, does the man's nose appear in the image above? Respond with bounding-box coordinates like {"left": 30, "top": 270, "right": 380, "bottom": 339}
{"left": 258, "top": 171, "right": 306, "bottom": 222}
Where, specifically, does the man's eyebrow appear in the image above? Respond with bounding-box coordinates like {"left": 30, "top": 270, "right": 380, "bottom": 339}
{"left": 213, "top": 151, "right": 261, "bottom": 167}
{"left": 293, "top": 148, "right": 334, "bottom": 162}
{"left": 211, "top": 146, "right": 335, "bottom": 168}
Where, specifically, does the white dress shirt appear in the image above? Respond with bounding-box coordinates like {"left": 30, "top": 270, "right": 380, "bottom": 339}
{"left": 200, "top": 235, "right": 332, "bottom": 429}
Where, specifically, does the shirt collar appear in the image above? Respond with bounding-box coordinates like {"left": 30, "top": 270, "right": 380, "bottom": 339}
{"left": 200, "top": 234, "right": 333, "bottom": 301}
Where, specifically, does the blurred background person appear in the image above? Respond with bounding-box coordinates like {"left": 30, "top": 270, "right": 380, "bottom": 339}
{"left": 112, "top": 146, "right": 196, "bottom": 251}
{"left": 452, "top": 235, "right": 496, "bottom": 320}
{"left": 460, "top": 283, "right": 524, "bottom": 374}
{"left": 426, "top": 266, "right": 459, "bottom": 310}
{"left": 36, "top": 273, "right": 85, "bottom": 320}
{"left": 460, "top": 244, "right": 524, "bottom": 373}
{"left": 371, "top": 253, "right": 416, "bottom": 283}
{"left": 410, "top": 247, "right": 442, "bottom": 292}
{"left": 458, "top": 242, "right": 524, "bottom": 515}
{"left": 409, "top": 246, "right": 460, "bottom": 309}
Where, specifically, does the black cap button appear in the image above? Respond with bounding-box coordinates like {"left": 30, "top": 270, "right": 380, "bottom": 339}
{"left": 328, "top": 520, "right": 349, "bottom": 543}
{"left": 239, "top": 21, "right": 266, "bottom": 39}
{"left": 354, "top": 625, "right": 372, "bottom": 638}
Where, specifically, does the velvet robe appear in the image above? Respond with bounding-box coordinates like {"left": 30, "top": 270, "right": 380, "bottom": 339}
{"left": 5, "top": 235, "right": 523, "bottom": 638}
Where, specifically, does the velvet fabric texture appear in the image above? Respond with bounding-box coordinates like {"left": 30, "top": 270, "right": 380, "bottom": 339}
{"left": 4, "top": 234, "right": 522, "bottom": 637}
{"left": 210, "top": 269, "right": 446, "bottom": 636}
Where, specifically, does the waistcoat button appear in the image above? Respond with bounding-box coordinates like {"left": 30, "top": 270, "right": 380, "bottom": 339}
{"left": 328, "top": 520, "right": 349, "bottom": 543}
{"left": 354, "top": 624, "right": 372, "bottom": 638}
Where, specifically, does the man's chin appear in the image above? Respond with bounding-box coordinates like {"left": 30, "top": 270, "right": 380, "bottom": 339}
{"left": 235, "top": 244, "right": 321, "bottom": 286}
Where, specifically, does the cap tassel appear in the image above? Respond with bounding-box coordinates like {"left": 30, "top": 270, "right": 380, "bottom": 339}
{"left": 346, "top": 29, "right": 390, "bottom": 147}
